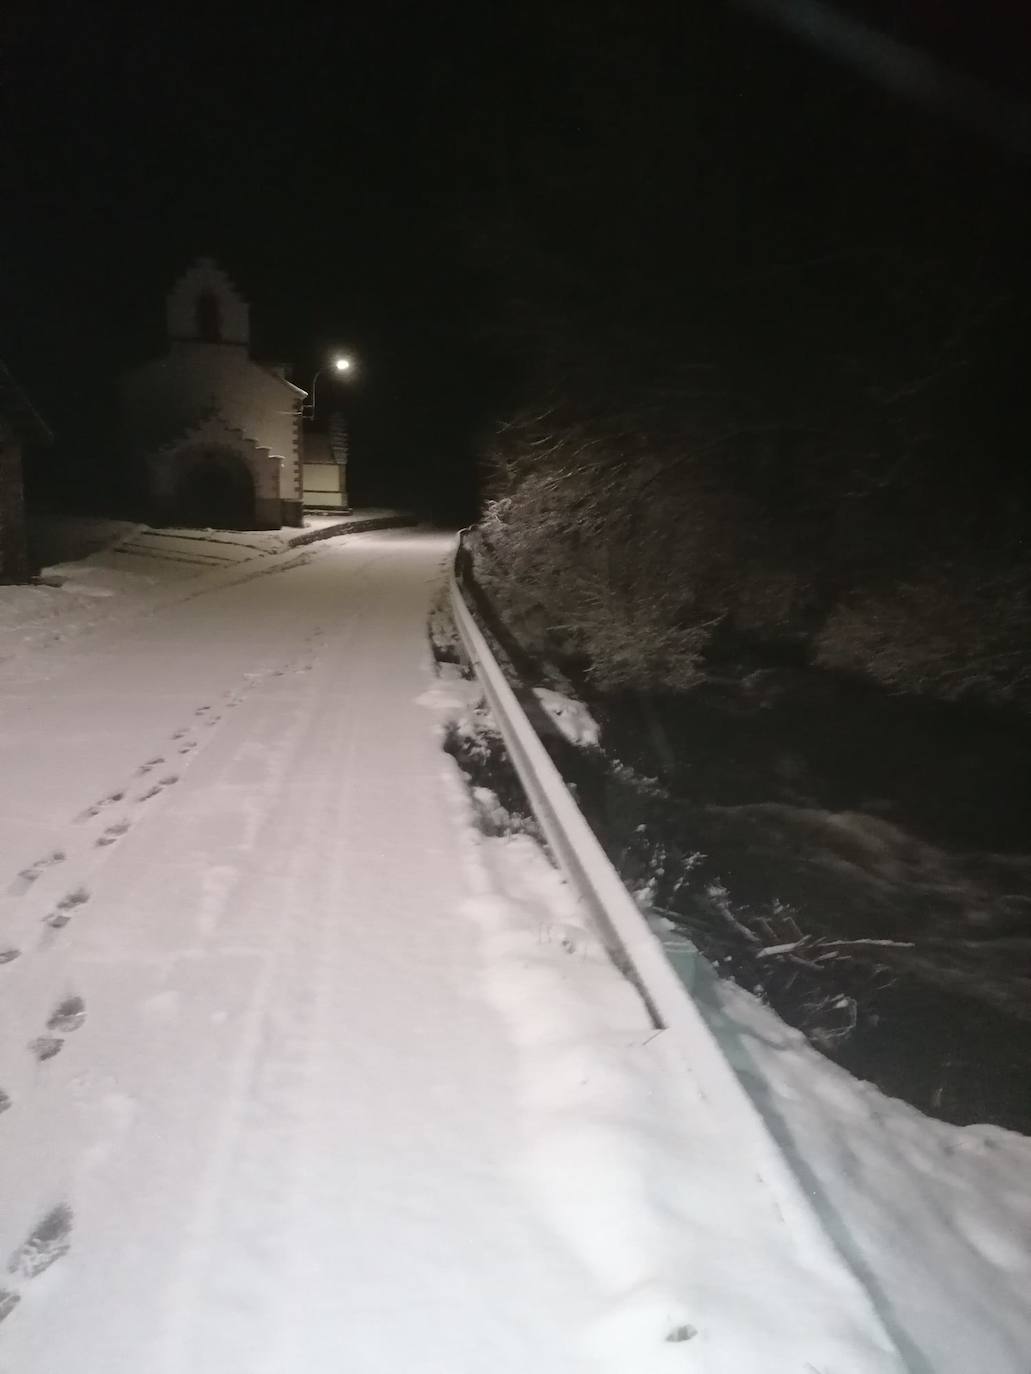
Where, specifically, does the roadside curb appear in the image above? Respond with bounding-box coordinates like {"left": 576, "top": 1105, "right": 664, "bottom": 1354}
{"left": 287, "top": 512, "right": 416, "bottom": 548}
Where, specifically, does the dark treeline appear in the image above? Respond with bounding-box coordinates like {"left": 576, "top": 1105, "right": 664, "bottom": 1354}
{"left": 470, "top": 3, "right": 1031, "bottom": 708}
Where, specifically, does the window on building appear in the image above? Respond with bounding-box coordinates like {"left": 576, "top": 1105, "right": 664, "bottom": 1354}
{"left": 196, "top": 291, "right": 222, "bottom": 342}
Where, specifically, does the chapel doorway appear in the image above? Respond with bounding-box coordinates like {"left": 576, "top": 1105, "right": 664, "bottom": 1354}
{"left": 169, "top": 449, "right": 256, "bottom": 529}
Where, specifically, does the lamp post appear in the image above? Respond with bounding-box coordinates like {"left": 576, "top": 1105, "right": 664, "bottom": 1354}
{"left": 301, "top": 353, "right": 355, "bottom": 515}
{"left": 304, "top": 354, "right": 353, "bottom": 420}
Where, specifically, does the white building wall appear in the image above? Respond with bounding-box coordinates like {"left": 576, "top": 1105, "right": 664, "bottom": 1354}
{"left": 122, "top": 345, "right": 303, "bottom": 502}
{"left": 167, "top": 258, "right": 250, "bottom": 345}
{"left": 122, "top": 258, "right": 310, "bottom": 524}
{"left": 148, "top": 415, "right": 283, "bottom": 527}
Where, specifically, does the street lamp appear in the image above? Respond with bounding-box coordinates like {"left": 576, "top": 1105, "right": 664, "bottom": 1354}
{"left": 304, "top": 354, "right": 354, "bottom": 419}
{"left": 300, "top": 354, "right": 356, "bottom": 515}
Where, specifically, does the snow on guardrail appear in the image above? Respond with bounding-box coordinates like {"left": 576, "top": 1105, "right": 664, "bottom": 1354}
{"left": 449, "top": 546, "right": 910, "bottom": 1372}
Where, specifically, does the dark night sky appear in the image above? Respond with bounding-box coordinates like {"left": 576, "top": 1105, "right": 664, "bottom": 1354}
{"left": 2, "top": 3, "right": 537, "bottom": 517}
{"left": 2, "top": 1, "right": 1029, "bottom": 519}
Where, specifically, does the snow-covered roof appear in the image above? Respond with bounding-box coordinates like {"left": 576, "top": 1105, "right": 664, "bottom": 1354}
{"left": 257, "top": 363, "right": 307, "bottom": 398}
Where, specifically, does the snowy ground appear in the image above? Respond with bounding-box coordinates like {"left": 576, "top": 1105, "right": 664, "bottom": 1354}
{"left": 446, "top": 688, "right": 1031, "bottom": 1374}
{"left": 1, "top": 513, "right": 402, "bottom": 675}
{"left": 0, "top": 528, "right": 1024, "bottom": 1371}
{"left": 705, "top": 975, "right": 1031, "bottom": 1374}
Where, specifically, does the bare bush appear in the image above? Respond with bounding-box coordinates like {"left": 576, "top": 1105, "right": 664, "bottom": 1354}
{"left": 816, "top": 564, "right": 1031, "bottom": 708}
{"left": 472, "top": 402, "right": 814, "bottom": 690}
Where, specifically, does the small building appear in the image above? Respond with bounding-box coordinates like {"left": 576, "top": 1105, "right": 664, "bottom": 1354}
{"left": 0, "top": 361, "right": 52, "bottom": 583}
{"left": 121, "top": 258, "right": 307, "bottom": 529}
{"left": 301, "top": 411, "right": 350, "bottom": 513}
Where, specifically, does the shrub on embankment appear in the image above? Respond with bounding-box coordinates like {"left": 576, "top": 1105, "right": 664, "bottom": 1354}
{"left": 471, "top": 393, "right": 1031, "bottom": 710}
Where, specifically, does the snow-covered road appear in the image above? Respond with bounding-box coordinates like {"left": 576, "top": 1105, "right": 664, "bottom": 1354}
{"left": 0, "top": 530, "right": 904, "bottom": 1372}
{"left": 0, "top": 531, "right": 592, "bottom": 1371}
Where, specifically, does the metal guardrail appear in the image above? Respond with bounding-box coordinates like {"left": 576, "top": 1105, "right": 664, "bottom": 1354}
{"left": 448, "top": 537, "right": 908, "bottom": 1372}
{"left": 451, "top": 533, "right": 710, "bottom": 1034}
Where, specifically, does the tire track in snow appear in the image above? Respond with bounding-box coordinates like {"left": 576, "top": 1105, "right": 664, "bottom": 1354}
{"left": 153, "top": 631, "right": 346, "bottom": 1373}
{"left": 201, "top": 618, "right": 362, "bottom": 1366}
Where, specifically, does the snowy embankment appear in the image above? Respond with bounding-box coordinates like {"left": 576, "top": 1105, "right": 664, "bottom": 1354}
{"left": 441, "top": 638, "right": 1031, "bottom": 1373}
{"left": 707, "top": 975, "right": 1031, "bottom": 1374}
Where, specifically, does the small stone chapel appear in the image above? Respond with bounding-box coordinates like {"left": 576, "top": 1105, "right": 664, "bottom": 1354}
{"left": 121, "top": 258, "right": 307, "bottom": 530}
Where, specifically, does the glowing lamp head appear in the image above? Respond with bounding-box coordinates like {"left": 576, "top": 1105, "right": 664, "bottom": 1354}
{"left": 333, "top": 355, "right": 353, "bottom": 373}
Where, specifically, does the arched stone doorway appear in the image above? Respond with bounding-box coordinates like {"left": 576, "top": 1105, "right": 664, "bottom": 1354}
{"left": 169, "top": 448, "right": 256, "bottom": 529}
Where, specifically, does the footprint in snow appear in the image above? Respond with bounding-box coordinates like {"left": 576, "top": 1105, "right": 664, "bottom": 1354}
{"left": 48, "top": 996, "right": 87, "bottom": 1034}
{"left": 44, "top": 887, "right": 89, "bottom": 929}
{"left": 0, "top": 1289, "right": 19, "bottom": 1324}
{"left": 666, "top": 1324, "right": 698, "bottom": 1343}
{"left": 138, "top": 775, "right": 179, "bottom": 802}
{"left": 29, "top": 997, "right": 86, "bottom": 1061}
{"left": 76, "top": 791, "right": 124, "bottom": 823}
{"left": 8, "top": 850, "right": 65, "bottom": 896}
{"left": 7, "top": 1204, "right": 74, "bottom": 1280}
{"left": 178, "top": 741, "right": 197, "bottom": 755}
{"left": 29, "top": 1036, "right": 63, "bottom": 1062}
{"left": 96, "top": 820, "right": 131, "bottom": 848}
{"left": 0, "top": 1087, "right": 11, "bottom": 1114}
{"left": 0, "top": 948, "right": 20, "bottom": 965}
{"left": 136, "top": 757, "right": 164, "bottom": 777}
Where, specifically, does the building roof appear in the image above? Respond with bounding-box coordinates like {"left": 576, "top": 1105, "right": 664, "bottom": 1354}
{"left": 121, "top": 350, "right": 308, "bottom": 399}
{"left": 0, "top": 360, "right": 53, "bottom": 444}
{"left": 257, "top": 362, "right": 308, "bottom": 398}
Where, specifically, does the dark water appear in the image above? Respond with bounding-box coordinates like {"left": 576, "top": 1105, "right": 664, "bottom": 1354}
{"left": 589, "top": 667, "right": 1031, "bottom": 1134}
